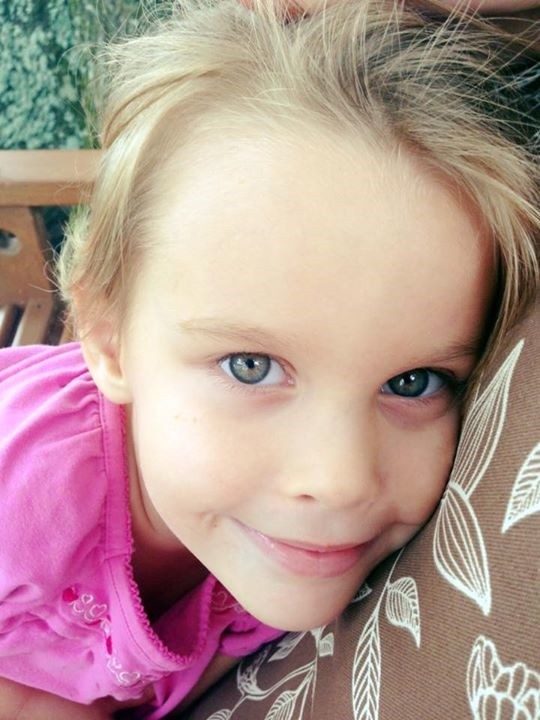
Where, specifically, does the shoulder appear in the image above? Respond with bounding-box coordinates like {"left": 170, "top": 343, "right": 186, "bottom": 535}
{"left": 0, "top": 343, "right": 105, "bottom": 484}
{"left": 0, "top": 343, "right": 95, "bottom": 428}
{"left": 0, "top": 341, "right": 119, "bottom": 462}
{"left": 0, "top": 343, "right": 125, "bottom": 590}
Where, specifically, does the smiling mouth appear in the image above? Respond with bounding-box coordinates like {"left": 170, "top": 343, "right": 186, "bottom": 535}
{"left": 236, "top": 521, "right": 373, "bottom": 578}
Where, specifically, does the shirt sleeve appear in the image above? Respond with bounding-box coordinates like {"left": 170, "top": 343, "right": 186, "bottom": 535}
{"left": 0, "top": 344, "right": 113, "bottom": 702}
{"left": 217, "top": 610, "right": 284, "bottom": 657}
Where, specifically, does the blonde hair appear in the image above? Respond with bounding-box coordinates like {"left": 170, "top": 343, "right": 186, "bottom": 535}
{"left": 58, "top": 0, "right": 539, "bottom": 375}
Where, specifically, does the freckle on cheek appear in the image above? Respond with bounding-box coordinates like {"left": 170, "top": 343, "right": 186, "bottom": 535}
{"left": 171, "top": 414, "right": 197, "bottom": 424}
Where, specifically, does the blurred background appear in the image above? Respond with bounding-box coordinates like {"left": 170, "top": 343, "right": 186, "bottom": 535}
{"left": 0, "top": 0, "right": 167, "bottom": 248}
{"left": 0, "top": 0, "right": 171, "bottom": 150}
{"left": 0, "top": 0, "right": 537, "bottom": 253}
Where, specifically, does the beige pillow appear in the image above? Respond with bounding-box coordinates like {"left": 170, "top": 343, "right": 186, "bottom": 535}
{"left": 184, "top": 297, "right": 540, "bottom": 720}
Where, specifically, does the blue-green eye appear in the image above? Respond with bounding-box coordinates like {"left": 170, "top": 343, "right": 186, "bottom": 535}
{"left": 381, "top": 369, "right": 445, "bottom": 398}
{"left": 220, "top": 353, "right": 285, "bottom": 385}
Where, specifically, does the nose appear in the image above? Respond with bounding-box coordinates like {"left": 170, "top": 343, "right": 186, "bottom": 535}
{"left": 283, "top": 406, "right": 381, "bottom": 510}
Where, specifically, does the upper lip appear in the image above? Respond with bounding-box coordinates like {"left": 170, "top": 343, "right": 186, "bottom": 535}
{"left": 235, "top": 519, "right": 375, "bottom": 553}
{"left": 270, "top": 537, "right": 368, "bottom": 552}
{"left": 246, "top": 526, "right": 371, "bottom": 552}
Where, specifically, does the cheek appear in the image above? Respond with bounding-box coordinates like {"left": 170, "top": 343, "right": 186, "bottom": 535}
{"left": 136, "top": 400, "right": 268, "bottom": 509}
{"left": 383, "top": 416, "right": 459, "bottom": 525}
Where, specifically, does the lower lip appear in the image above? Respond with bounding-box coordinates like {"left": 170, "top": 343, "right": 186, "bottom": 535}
{"left": 238, "top": 523, "right": 370, "bottom": 578}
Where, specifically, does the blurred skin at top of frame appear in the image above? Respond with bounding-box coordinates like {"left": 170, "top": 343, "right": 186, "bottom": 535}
{"left": 239, "top": 0, "right": 540, "bottom": 18}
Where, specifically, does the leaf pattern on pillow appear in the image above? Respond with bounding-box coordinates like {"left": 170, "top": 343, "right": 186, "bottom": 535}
{"left": 351, "top": 550, "right": 422, "bottom": 720}
{"left": 351, "top": 583, "right": 372, "bottom": 604}
{"left": 385, "top": 577, "right": 421, "bottom": 648}
{"left": 352, "top": 609, "right": 381, "bottom": 720}
{"left": 502, "top": 442, "right": 540, "bottom": 533}
{"left": 265, "top": 689, "right": 301, "bottom": 720}
{"left": 235, "top": 644, "right": 274, "bottom": 698}
{"left": 206, "top": 711, "right": 232, "bottom": 720}
{"left": 204, "top": 619, "right": 342, "bottom": 718}
{"left": 433, "top": 340, "right": 524, "bottom": 614}
{"left": 269, "top": 633, "right": 307, "bottom": 663}
{"left": 434, "top": 482, "right": 491, "bottom": 615}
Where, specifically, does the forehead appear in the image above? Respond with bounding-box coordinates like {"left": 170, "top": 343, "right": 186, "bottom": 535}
{"left": 135, "top": 127, "right": 493, "bottom": 362}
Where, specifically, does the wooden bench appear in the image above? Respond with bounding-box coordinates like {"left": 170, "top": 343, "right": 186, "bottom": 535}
{"left": 0, "top": 150, "right": 100, "bottom": 346}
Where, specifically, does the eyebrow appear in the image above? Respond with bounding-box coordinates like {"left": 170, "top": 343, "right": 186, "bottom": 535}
{"left": 410, "top": 340, "right": 483, "bottom": 367}
{"left": 176, "top": 317, "right": 483, "bottom": 363}
{"left": 177, "top": 317, "right": 301, "bottom": 352}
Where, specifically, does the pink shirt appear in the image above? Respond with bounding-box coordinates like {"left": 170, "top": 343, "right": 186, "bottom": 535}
{"left": 0, "top": 343, "right": 282, "bottom": 718}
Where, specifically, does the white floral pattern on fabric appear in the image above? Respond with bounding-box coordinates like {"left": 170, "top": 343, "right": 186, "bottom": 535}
{"left": 350, "top": 583, "right": 372, "bottom": 604}
{"left": 433, "top": 340, "right": 524, "bottom": 615}
{"left": 384, "top": 577, "right": 420, "bottom": 648}
{"left": 351, "top": 551, "right": 421, "bottom": 720}
{"left": 502, "top": 441, "right": 540, "bottom": 533}
{"left": 206, "top": 711, "right": 233, "bottom": 720}
{"left": 269, "top": 633, "right": 308, "bottom": 663}
{"left": 467, "top": 636, "right": 540, "bottom": 720}
{"left": 203, "top": 619, "right": 341, "bottom": 718}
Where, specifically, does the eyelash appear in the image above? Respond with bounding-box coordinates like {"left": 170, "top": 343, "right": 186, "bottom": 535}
{"left": 214, "top": 352, "right": 468, "bottom": 402}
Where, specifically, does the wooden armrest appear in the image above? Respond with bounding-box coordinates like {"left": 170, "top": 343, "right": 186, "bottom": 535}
{"left": 11, "top": 295, "right": 55, "bottom": 346}
{"left": 0, "top": 150, "right": 101, "bottom": 207}
{"left": 0, "top": 305, "right": 19, "bottom": 347}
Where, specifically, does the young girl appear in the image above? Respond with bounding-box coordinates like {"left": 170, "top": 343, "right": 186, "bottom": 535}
{"left": 0, "top": 0, "right": 538, "bottom": 717}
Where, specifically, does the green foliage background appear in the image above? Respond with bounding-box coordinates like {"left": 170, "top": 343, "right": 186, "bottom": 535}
{"left": 0, "top": 0, "right": 166, "bottom": 149}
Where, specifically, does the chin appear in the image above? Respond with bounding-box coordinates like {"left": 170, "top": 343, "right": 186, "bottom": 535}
{"left": 265, "top": 607, "right": 344, "bottom": 632}
{"left": 243, "top": 593, "right": 350, "bottom": 632}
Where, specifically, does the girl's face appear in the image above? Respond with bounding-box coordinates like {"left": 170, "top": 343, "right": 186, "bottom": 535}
{"left": 90, "top": 128, "right": 493, "bottom": 631}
